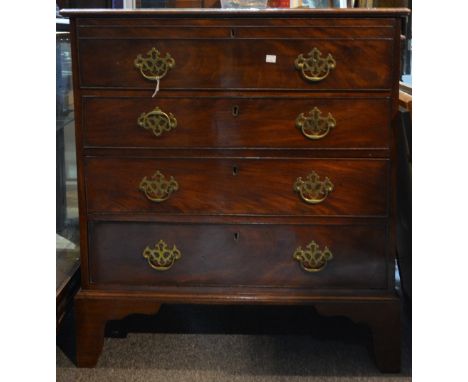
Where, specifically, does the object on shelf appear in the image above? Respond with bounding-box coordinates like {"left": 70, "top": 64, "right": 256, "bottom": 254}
{"left": 220, "top": 0, "right": 268, "bottom": 7}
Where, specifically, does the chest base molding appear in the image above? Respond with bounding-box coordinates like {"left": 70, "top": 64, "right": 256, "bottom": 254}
{"left": 75, "top": 289, "right": 401, "bottom": 372}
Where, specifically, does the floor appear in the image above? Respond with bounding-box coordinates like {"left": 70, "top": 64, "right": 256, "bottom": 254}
{"left": 56, "top": 301, "right": 411, "bottom": 381}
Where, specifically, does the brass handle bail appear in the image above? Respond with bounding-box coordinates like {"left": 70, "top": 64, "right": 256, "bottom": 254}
{"left": 293, "top": 240, "right": 333, "bottom": 273}
{"left": 137, "top": 107, "right": 177, "bottom": 137}
{"left": 139, "top": 170, "right": 179, "bottom": 203}
{"left": 295, "top": 48, "right": 336, "bottom": 82}
{"left": 143, "top": 239, "right": 181, "bottom": 271}
{"left": 295, "top": 107, "right": 336, "bottom": 140}
{"left": 134, "top": 47, "right": 175, "bottom": 82}
{"left": 293, "top": 171, "right": 334, "bottom": 204}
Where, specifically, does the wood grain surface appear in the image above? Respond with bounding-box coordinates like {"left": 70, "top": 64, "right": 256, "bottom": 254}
{"left": 78, "top": 38, "right": 393, "bottom": 90}
{"left": 88, "top": 221, "right": 388, "bottom": 290}
{"left": 84, "top": 157, "right": 389, "bottom": 216}
{"left": 83, "top": 96, "right": 391, "bottom": 149}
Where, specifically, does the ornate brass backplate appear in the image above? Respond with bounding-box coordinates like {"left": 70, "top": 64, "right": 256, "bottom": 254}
{"left": 134, "top": 47, "right": 175, "bottom": 81}
{"left": 293, "top": 171, "right": 334, "bottom": 204}
{"left": 139, "top": 170, "right": 179, "bottom": 202}
{"left": 143, "top": 239, "right": 182, "bottom": 271}
{"left": 293, "top": 240, "right": 333, "bottom": 273}
{"left": 294, "top": 48, "right": 336, "bottom": 82}
{"left": 295, "top": 107, "right": 336, "bottom": 140}
{"left": 138, "top": 107, "right": 177, "bottom": 137}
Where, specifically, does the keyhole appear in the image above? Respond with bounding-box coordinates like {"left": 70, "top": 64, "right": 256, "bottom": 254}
{"left": 232, "top": 165, "right": 239, "bottom": 176}
{"left": 230, "top": 29, "right": 236, "bottom": 38}
{"left": 232, "top": 105, "right": 239, "bottom": 117}
{"left": 234, "top": 232, "right": 239, "bottom": 241}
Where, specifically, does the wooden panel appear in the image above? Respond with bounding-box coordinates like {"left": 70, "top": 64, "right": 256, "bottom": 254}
{"left": 78, "top": 38, "right": 393, "bottom": 90}
{"left": 82, "top": 96, "right": 391, "bottom": 150}
{"left": 75, "top": 16, "right": 397, "bottom": 27}
{"left": 84, "top": 157, "right": 389, "bottom": 216}
{"left": 77, "top": 26, "right": 394, "bottom": 39}
{"left": 88, "top": 221, "right": 388, "bottom": 289}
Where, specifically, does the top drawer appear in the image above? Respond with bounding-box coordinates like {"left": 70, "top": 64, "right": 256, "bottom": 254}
{"left": 77, "top": 28, "right": 394, "bottom": 91}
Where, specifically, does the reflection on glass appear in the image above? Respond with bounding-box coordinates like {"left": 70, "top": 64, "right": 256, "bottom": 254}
{"left": 56, "top": 31, "right": 79, "bottom": 291}
{"left": 133, "top": 0, "right": 352, "bottom": 8}
{"left": 135, "top": 0, "right": 204, "bottom": 8}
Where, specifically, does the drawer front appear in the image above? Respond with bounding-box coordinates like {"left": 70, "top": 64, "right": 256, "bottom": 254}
{"left": 85, "top": 158, "right": 388, "bottom": 216}
{"left": 88, "top": 221, "right": 388, "bottom": 290}
{"left": 83, "top": 96, "right": 390, "bottom": 149}
{"left": 78, "top": 38, "right": 392, "bottom": 90}
{"left": 77, "top": 20, "right": 395, "bottom": 39}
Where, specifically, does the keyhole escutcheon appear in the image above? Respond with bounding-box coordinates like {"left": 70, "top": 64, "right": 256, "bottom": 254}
{"left": 232, "top": 165, "right": 239, "bottom": 176}
{"left": 234, "top": 232, "right": 240, "bottom": 241}
{"left": 232, "top": 105, "right": 239, "bottom": 117}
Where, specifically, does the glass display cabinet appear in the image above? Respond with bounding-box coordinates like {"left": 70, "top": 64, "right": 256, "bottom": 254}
{"left": 56, "top": 25, "right": 80, "bottom": 330}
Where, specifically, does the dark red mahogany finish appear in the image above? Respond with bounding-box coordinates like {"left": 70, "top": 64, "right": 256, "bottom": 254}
{"left": 62, "top": 8, "right": 410, "bottom": 372}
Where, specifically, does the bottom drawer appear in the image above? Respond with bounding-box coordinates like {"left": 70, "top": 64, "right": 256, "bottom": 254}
{"left": 88, "top": 221, "right": 388, "bottom": 290}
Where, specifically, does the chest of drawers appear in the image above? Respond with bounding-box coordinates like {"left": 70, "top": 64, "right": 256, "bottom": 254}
{"left": 63, "top": 7, "right": 409, "bottom": 372}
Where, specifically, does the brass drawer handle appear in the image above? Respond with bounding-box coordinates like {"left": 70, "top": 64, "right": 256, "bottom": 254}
{"left": 293, "top": 171, "right": 334, "bottom": 204}
{"left": 294, "top": 48, "right": 336, "bottom": 82}
{"left": 295, "top": 107, "right": 336, "bottom": 140}
{"left": 143, "top": 239, "right": 181, "bottom": 271}
{"left": 293, "top": 240, "right": 333, "bottom": 273}
{"left": 134, "top": 47, "right": 175, "bottom": 82}
{"left": 139, "top": 170, "right": 179, "bottom": 202}
{"left": 138, "top": 107, "right": 177, "bottom": 137}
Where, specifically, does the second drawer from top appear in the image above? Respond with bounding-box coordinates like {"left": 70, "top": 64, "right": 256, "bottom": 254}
{"left": 82, "top": 96, "right": 391, "bottom": 150}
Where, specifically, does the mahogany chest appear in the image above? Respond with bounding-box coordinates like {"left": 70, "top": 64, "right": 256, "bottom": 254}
{"left": 63, "top": 8, "right": 409, "bottom": 372}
